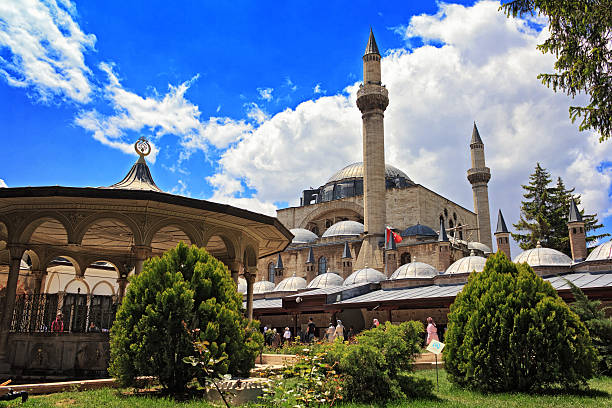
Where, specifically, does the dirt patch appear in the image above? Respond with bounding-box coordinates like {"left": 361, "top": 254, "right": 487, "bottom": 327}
{"left": 54, "top": 398, "right": 77, "bottom": 406}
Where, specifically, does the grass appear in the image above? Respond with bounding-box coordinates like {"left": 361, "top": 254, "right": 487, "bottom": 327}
{"left": 1, "top": 370, "right": 610, "bottom": 407}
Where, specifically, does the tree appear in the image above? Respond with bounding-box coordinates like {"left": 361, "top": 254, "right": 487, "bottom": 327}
{"left": 444, "top": 252, "right": 596, "bottom": 392}
{"left": 501, "top": 1, "right": 612, "bottom": 141}
{"left": 565, "top": 279, "right": 612, "bottom": 375}
{"left": 513, "top": 164, "right": 608, "bottom": 254}
{"left": 109, "top": 242, "right": 263, "bottom": 392}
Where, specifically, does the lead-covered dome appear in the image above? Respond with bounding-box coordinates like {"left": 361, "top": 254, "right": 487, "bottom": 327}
{"left": 390, "top": 262, "right": 438, "bottom": 279}
{"left": 585, "top": 239, "right": 612, "bottom": 261}
{"left": 274, "top": 275, "right": 307, "bottom": 292}
{"left": 290, "top": 228, "right": 318, "bottom": 244}
{"left": 343, "top": 267, "right": 386, "bottom": 286}
{"left": 327, "top": 162, "right": 413, "bottom": 184}
{"left": 322, "top": 220, "right": 364, "bottom": 238}
{"left": 306, "top": 272, "right": 344, "bottom": 289}
{"left": 401, "top": 223, "right": 437, "bottom": 238}
{"left": 253, "top": 280, "right": 275, "bottom": 294}
{"left": 446, "top": 252, "right": 487, "bottom": 274}
{"left": 468, "top": 242, "right": 492, "bottom": 254}
{"left": 513, "top": 243, "right": 572, "bottom": 267}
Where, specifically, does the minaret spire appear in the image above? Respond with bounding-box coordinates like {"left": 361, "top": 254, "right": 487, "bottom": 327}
{"left": 467, "top": 122, "right": 493, "bottom": 250}
{"left": 354, "top": 28, "right": 389, "bottom": 271}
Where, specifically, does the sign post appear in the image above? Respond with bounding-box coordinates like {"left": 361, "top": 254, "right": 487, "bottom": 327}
{"left": 426, "top": 339, "right": 445, "bottom": 391}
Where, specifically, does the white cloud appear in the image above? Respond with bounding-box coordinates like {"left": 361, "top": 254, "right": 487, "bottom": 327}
{"left": 169, "top": 179, "right": 190, "bottom": 197}
{"left": 0, "top": 0, "right": 96, "bottom": 103}
{"left": 0, "top": 178, "right": 7, "bottom": 188}
{"left": 257, "top": 87, "right": 273, "bottom": 101}
{"left": 313, "top": 83, "right": 325, "bottom": 94}
{"left": 285, "top": 77, "right": 297, "bottom": 91}
{"left": 75, "top": 63, "right": 252, "bottom": 160}
{"left": 244, "top": 102, "right": 269, "bottom": 124}
{"left": 205, "top": 0, "right": 611, "bottom": 246}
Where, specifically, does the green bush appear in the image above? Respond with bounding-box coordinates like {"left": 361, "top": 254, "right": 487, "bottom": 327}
{"left": 109, "top": 242, "right": 263, "bottom": 392}
{"left": 444, "top": 252, "right": 596, "bottom": 392}
{"left": 324, "top": 321, "right": 433, "bottom": 402}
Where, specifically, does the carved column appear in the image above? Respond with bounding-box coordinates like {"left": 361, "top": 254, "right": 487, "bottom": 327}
{"left": 245, "top": 267, "right": 256, "bottom": 322}
{"left": 0, "top": 244, "right": 26, "bottom": 372}
{"left": 227, "top": 260, "right": 242, "bottom": 285}
{"left": 132, "top": 245, "right": 152, "bottom": 275}
{"left": 117, "top": 277, "right": 128, "bottom": 303}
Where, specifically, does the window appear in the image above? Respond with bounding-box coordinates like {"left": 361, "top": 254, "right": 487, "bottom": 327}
{"left": 444, "top": 208, "right": 448, "bottom": 217}
{"left": 449, "top": 220, "right": 454, "bottom": 236}
{"left": 400, "top": 252, "right": 411, "bottom": 265}
{"left": 458, "top": 223, "right": 463, "bottom": 240}
{"left": 309, "top": 225, "right": 319, "bottom": 236}
{"left": 268, "top": 262, "right": 275, "bottom": 282}
{"left": 318, "top": 256, "right": 327, "bottom": 275}
{"left": 440, "top": 215, "right": 444, "bottom": 227}
{"left": 325, "top": 219, "right": 333, "bottom": 228}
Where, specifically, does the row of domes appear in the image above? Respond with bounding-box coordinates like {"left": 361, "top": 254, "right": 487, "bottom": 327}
{"left": 245, "top": 238, "right": 612, "bottom": 295}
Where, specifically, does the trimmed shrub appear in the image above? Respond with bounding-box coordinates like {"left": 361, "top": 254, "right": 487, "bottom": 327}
{"left": 109, "top": 242, "right": 262, "bottom": 392}
{"left": 444, "top": 252, "right": 596, "bottom": 392}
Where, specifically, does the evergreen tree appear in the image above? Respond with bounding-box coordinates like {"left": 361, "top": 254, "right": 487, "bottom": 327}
{"left": 512, "top": 163, "right": 554, "bottom": 249}
{"left": 513, "top": 164, "right": 609, "bottom": 254}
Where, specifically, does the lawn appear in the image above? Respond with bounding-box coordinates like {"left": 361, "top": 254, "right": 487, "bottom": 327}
{"left": 1, "top": 370, "right": 610, "bottom": 407}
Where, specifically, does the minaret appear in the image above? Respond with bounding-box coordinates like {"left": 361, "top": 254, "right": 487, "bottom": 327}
{"left": 467, "top": 122, "right": 493, "bottom": 250}
{"left": 568, "top": 198, "right": 587, "bottom": 261}
{"left": 495, "top": 209, "right": 511, "bottom": 259}
{"left": 354, "top": 28, "right": 388, "bottom": 271}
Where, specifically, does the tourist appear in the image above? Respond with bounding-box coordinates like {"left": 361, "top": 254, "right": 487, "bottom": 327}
{"left": 426, "top": 317, "right": 439, "bottom": 345}
{"left": 272, "top": 329, "right": 281, "bottom": 348}
{"left": 88, "top": 321, "right": 101, "bottom": 333}
{"left": 307, "top": 317, "right": 316, "bottom": 342}
{"left": 283, "top": 327, "right": 291, "bottom": 344}
{"left": 348, "top": 326, "right": 355, "bottom": 340}
{"left": 51, "top": 313, "right": 64, "bottom": 333}
{"left": 334, "top": 319, "right": 344, "bottom": 341}
{"left": 372, "top": 318, "right": 380, "bottom": 328}
{"left": 326, "top": 323, "right": 335, "bottom": 342}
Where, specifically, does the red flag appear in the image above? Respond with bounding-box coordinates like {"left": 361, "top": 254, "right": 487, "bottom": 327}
{"left": 386, "top": 227, "right": 403, "bottom": 247}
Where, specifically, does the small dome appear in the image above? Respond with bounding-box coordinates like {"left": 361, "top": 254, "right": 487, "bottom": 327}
{"left": 290, "top": 228, "right": 318, "bottom": 244}
{"left": 513, "top": 244, "right": 572, "bottom": 267}
{"left": 468, "top": 242, "right": 492, "bottom": 254}
{"left": 253, "top": 280, "right": 275, "bottom": 294}
{"left": 343, "top": 267, "right": 386, "bottom": 286}
{"left": 274, "top": 275, "right": 307, "bottom": 292}
{"left": 446, "top": 254, "right": 487, "bottom": 274}
{"left": 322, "top": 220, "right": 364, "bottom": 238}
{"left": 307, "top": 272, "right": 344, "bottom": 289}
{"left": 585, "top": 239, "right": 612, "bottom": 261}
{"left": 327, "top": 162, "right": 413, "bottom": 184}
{"left": 390, "top": 262, "right": 438, "bottom": 279}
{"left": 237, "top": 277, "right": 247, "bottom": 294}
{"left": 401, "top": 223, "right": 437, "bottom": 238}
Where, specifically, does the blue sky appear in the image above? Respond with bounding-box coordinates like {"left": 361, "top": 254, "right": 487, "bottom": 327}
{"left": 0, "top": 0, "right": 611, "bottom": 250}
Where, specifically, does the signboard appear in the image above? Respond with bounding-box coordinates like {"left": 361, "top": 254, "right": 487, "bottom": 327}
{"left": 426, "top": 339, "right": 445, "bottom": 355}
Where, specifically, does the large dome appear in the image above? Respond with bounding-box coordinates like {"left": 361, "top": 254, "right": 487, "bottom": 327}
{"left": 585, "top": 239, "right": 612, "bottom": 261}
{"left": 253, "top": 280, "right": 275, "bottom": 294}
{"left": 307, "top": 272, "right": 344, "bottom": 289}
{"left": 343, "top": 267, "right": 386, "bottom": 286}
{"left": 289, "top": 228, "right": 318, "bottom": 244}
{"left": 513, "top": 244, "right": 572, "bottom": 267}
{"left": 390, "top": 262, "right": 438, "bottom": 279}
{"left": 401, "top": 223, "right": 437, "bottom": 238}
{"left": 274, "top": 275, "right": 307, "bottom": 292}
{"left": 446, "top": 253, "right": 487, "bottom": 274}
{"left": 327, "top": 162, "right": 412, "bottom": 184}
{"left": 322, "top": 220, "right": 364, "bottom": 238}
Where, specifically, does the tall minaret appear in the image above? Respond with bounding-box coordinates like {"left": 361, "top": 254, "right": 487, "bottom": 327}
{"left": 355, "top": 28, "right": 388, "bottom": 271}
{"left": 467, "top": 122, "right": 493, "bottom": 250}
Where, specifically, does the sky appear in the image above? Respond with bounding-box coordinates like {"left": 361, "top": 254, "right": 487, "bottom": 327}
{"left": 0, "top": 0, "right": 611, "bottom": 253}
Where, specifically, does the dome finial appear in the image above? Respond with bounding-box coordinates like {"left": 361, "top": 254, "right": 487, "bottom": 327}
{"left": 536, "top": 241, "right": 542, "bottom": 248}
{"left": 470, "top": 249, "right": 475, "bottom": 256}
{"left": 134, "top": 136, "right": 151, "bottom": 158}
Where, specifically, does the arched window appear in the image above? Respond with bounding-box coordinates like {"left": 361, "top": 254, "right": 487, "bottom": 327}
{"left": 439, "top": 215, "right": 444, "bottom": 227}
{"left": 457, "top": 223, "right": 463, "bottom": 240}
{"left": 325, "top": 219, "right": 333, "bottom": 228}
{"left": 309, "top": 225, "right": 319, "bottom": 236}
{"left": 268, "top": 262, "right": 275, "bottom": 282}
{"left": 318, "top": 256, "right": 327, "bottom": 275}
{"left": 400, "top": 252, "right": 411, "bottom": 265}
{"left": 449, "top": 219, "right": 454, "bottom": 237}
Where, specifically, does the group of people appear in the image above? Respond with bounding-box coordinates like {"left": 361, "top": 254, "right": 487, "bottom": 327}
{"left": 48, "top": 312, "right": 103, "bottom": 333}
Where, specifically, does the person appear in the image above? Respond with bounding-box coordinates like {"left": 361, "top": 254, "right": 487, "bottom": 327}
{"left": 283, "top": 327, "right": 291, "bottom": 344}
{"left": 307, "top": 317, "right": 316, "bottom": 342}
{"left": 334, "top": 319, "right": 344, "bottom": 341}
{"left": 426, "top": 317, "right": 439, "bottom": 345}
{"left": 88, "top": 321, "right": 101, "bottom": 333}
{"left": 326, "top": 323, "right": 335, "bottom": 342}
{"left": 372, "top": 318, "right": 380, "bottom": 328}
{"left": 348, "top": 326, "right": 355, "bottom": 340}
{"left": 51, "top": 313, "right": 64, "bottom": 333}
{"left": 272, "top": 329, "right": 281, "bottom": 348}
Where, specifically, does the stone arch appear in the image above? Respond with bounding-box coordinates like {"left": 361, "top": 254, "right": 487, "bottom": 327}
{"left": 145, "top": 219, "right": 203, "bottom": 253}
{"left": 45, "top": 272, "right": 61, "bottom": 293}
{"left": 243, "top": 245, "right": 257, "bottom": 268}
{"left": 74, "top": 212, "right": 143, "bottom": 246}
{"left": 91, "top": 280, "right": 115, "bottom": 296}
{"left": 202, "top": 228, "right": 238, "bottom": 260}
{"left": 46, "top": 254, "right": 83, "bottom": 277}
{"left": 18, "top": 212, "right": 72, "bottom": 245}
{"left": 299, "top": 202, "right": 364, "bottom": 229}
{"left": 64, "top": 278, "right": 90, "bottom": 294}
{"left": 83, "top": 259, "right": 122, "bottom": 279}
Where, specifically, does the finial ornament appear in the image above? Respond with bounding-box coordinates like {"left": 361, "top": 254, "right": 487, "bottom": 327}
{"left": 134, "top": 137, "right": 151, "bottom": 157}
{"left": 536, "top": 241, "right": 542, "bottom": 248}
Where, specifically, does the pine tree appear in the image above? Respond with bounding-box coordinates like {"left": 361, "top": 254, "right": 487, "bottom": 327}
{"left": 512, "top": 163, "right": 554, "bottom": 250}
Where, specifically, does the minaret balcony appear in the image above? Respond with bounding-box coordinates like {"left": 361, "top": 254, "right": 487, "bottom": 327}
{"left": 467, "top": 167, "right": 491, "bottom": 184}
{"left": 356, "top": 85, "right": 389, "bottom": 113}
